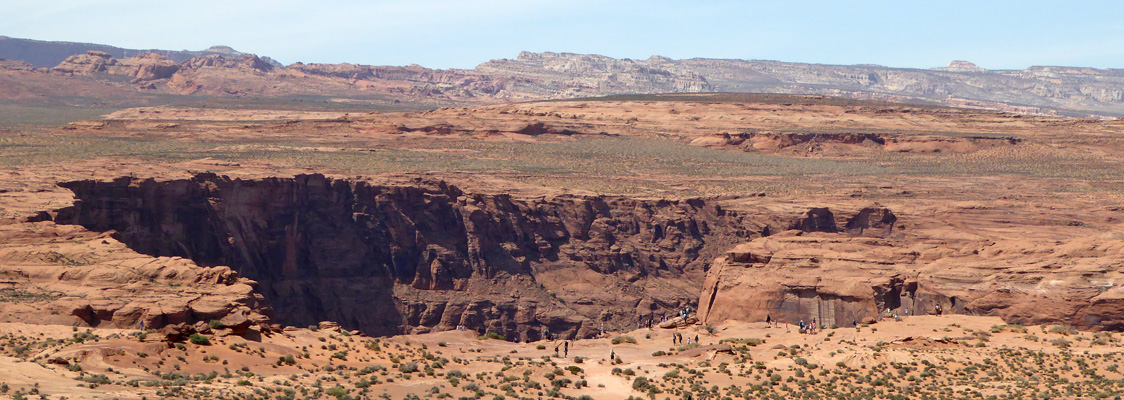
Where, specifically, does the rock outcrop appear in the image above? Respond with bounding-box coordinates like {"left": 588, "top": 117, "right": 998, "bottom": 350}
{"left": 698, "top": 223, "right": 1124, "bottom": 331}
{"left": 0, "top": 221, "right": 271, "bottom": 332}
{"left": 52, "top": 174, "right": 780, "bottom": 339}
{"left": 51, "top": 51, "right": 179, "bottom": 81}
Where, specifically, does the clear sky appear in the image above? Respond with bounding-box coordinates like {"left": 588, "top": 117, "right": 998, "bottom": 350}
{"left": 2, "top": 0, "right": 1122, "bottom": 70}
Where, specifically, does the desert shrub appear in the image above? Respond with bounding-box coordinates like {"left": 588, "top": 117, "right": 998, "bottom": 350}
{"left": 1048, "top": 325, "right": 1077, "bottom": 336}
{"left": 325, "top": 386, "right": 347, "bottom": 399}
{"left": 720, "top": 338, "right": 764, "bottom": 346}
{"left": 479, "top": 332, "right": 506, "bottom": 341}
{"left": 631, "top": 376, "right": 654, "bottom": 392}
{"left": 208, "top": 320, "right": 225, "bottom": 330}
{"left": 188, "top": 334, "right": 211, "bottom": 345}
{"left": 399, "top": 363, "right": 419, "bottom": 373}
{"left": 611, "top": 335, "right": 637, "bottom": 345}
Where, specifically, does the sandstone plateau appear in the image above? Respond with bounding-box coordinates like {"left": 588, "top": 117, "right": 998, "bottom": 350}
{"left": 1, "top": 87, "right": 1124, "bottom": 399}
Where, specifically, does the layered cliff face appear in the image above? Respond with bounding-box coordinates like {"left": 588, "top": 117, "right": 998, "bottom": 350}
{"left": 698, "top": 217, "right": 1124, "bottom": 331}
{"left": 0, "top": 220, "right": 271, "bottom": 333}
{"left": 53, "top": 174, "right": 776, "bottom": 339}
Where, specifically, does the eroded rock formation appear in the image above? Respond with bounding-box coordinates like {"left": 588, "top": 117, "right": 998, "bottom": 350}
{"left": 698, "top": 223, "right": 1124, "bottom": 331}
{"left": 52, "top": 174, "right": 779, "bottom": 339}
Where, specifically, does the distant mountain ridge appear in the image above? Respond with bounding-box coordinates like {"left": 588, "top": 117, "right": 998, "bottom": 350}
{"left": 3, "top": 36, "right": 1124, "bottom": 117}
{"left": 477, "top": 52, "right": 1124, "bottom": 117}
{"left": 0, "top": 36, "right": 282, "bottom": 68}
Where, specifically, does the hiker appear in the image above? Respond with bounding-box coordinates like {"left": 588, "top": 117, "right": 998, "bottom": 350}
{"left": 766, "top": 314, "right": 772, "bottom": 324}
{"left": 694, "top": 334, "right": 699, "bottom": 344}
{"left": 609, "top": 348, "right": 615, "bottom": 360}
{"left": 564, "top": 342, "right": 569, "bottom": 357}
{"left": 853, "top": 319, "right": 858, "bottom": 328}
{"left": 686, "top": 337, "right": 691, "bottom": 345}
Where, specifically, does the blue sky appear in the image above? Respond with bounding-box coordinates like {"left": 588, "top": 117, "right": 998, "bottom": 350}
{"left": 2, "top": 0, "right": 1122, "bottom": 70}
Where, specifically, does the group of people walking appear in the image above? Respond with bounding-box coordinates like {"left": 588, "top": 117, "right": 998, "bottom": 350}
{"left": 671, "top": 332, "right": 699, "bottom": 345}
{"left": 553, "top": 341, "right": 570, "bottom": 357}
{"left": 798, "top": 319, "right": 818, "bottom": 334}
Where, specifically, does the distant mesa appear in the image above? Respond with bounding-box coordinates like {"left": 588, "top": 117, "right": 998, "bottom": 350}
{"left": 937, "top": 60, "right": 986, "bottom": 72}
{"left": 0, "top": 35, "right": 282, "bottom": 68}
{"left": 202, "top": 45, "right": 240, "bottom": 55}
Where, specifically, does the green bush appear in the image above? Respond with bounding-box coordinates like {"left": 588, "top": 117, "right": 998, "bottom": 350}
{"left": 188, "top": 334, "right": 210, "bottom": 345}
{"left": 631, "top": 376, "right": 653, "bottom": 392}
{"left": 208, "top": 320, "right": 225, "bottom": 330}
{"left": 479, "top": 332, "right": 507, "bottom": 341}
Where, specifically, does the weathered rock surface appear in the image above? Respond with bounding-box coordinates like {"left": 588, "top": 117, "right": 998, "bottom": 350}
{"left": 51, "top": 51, "right": 180, "bottom": 82}
{"left": 0, "top": 221, "right": 270, "bottom": 332}
{"left": 52, "top": 174, "right": 787, "bottom": 339}
{"left": 698, "top": 223, "right": 1124, "bottom": 331}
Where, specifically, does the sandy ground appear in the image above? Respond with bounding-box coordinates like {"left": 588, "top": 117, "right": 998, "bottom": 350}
{"left": 0, "top": 315, "right": 1121, "bottom": 399}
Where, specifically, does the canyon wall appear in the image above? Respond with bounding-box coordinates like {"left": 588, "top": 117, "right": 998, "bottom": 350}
{"left": 697, "top": 226, "right": 1124, "bottom": 331}
{"left": 53, "top": 174, "right": 777, "bottom": 339}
